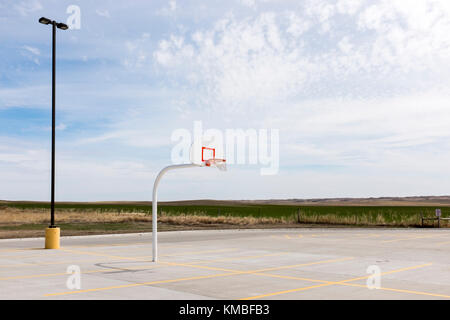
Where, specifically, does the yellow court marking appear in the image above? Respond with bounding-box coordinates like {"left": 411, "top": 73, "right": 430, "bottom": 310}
{"left": 281, "top": 234, "right": 303, "bottom": 239}
{"left": 0, "top": 263, "right": 166, "bottom": 281}
{"left": 0, "top": 242, "right": 191, "bottom": 254}
{"left": 45, "top": 271, "right": 240, "bottom": 297}
{"left": 240, "top": 263, "right": 433, "bottom": 300}
{"left": 44, "top": 256, "right": 353, "bottom": 297}
{"left": 156, "top": 248, "right": 238, "bottom": 258}
{"left": 247, "top": 268, "right": 450, "bottom": 299}
{"left": 434, "top": 240, "right": 450, "bottom": 246}
{"left": 340, "top": 282, "right": 450, "bottom": 299}
{"left": 0, "top": 252, "right": 282, "bottom": 282}
{"left": 183, "top": 252, "right": 289, "bottom": 266}
{"left": 0, "top": 248, "right": 41, "bottom": 253}
{"left": 251, "top": 272, "right": 330, "bottom": 285}
{"left": 57, "top": 247, "right": 238, "bottom": 262}
{"left": 0, "top": 257, "right": 110, "bottom": 269}
{"left": 382, "top": 234, "right": 448, "bottom": 243}
{"left": 0, "top": 244, "right": 196, "bottom": 269}
{"left": 0, "top": 252, "right": 74, "bottom": 261}
{"left": 350, "top": 233, "right": 383, "bottom": 239}
{"left": 59, "top": 248, "right": 143, "bottom": 261}
{"left": 64, "top": 242, "right": 148, "bottom": 249}
{"left": 70, "top": 243, "right": 192, "bottom": 252}
{"left": 163, "top": 257, "right": 354, "bottom": 275}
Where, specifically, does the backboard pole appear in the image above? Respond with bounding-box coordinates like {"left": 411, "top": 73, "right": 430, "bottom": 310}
{"left": 152, "top": 164, "right": 200, "bottom": 262}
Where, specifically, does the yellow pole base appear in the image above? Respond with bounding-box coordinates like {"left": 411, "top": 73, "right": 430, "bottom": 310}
{"left": 45, "top": 227, "right": 60, "bottom": 249}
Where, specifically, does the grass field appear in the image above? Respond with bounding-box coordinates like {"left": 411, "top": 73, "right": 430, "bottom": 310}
{"left": 1, "top": 200, "right": 449, "bottom": 238}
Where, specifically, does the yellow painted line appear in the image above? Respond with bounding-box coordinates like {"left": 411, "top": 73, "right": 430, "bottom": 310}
{"left": 0, "top": 258, "right": 108, "bottom": 269}
{"left": 382, "top": 235, "right": 447, "bottom": 243}
{"left": 248, "top": 269, "right": 450, "bottom": 299}
{"left": 44, "top": 256, "right": 353, "bottom": 297}
{"left": 0, "top": 252, "right": 61, "bottom": 260}
{"left": 65, "top": 242, "right": 148, "bottom": 249}
{"left": 0, "top": 248, "right": 41, "bottom": 253}
{"left": 351, "top": 234, "right": 382, "bottom": 239}
{"left": 246, "top": 257, "right": 354, "bottom": 274}
{"left": 45, "top": 271, "right": 240, "bottom": 297}
{"left": 0, "top": 249, "right": 237, "bottom": 281}
{"left": 241, "top": 283, "right": 332, "bottom": 299}
{"left": 185, "top": 252, "right": 289, "bottom": 266}
{"left": 0, "top": 245, "right": 197, "bottom": 269}
{"left": 284, "top": 235, "right": 291, "bottom": 239}
{"left": 0, "top": 242, "right": 191, "bottom": 254}
{"left": 0, "top": 252, "right": 285, "bottom": 282}
{"left": 340, "top": 283, "right": 450, "bottom": 299}
{"left": 69, "top": 243, "right": 192, "bottom": 251}
{"left": 434, "top": 240, "right": 450, "bottom": 246}
{"left": 310, "top": 233, "right": 330, "bottom": 237}
{"left": 240, "top": 263, "right": 433, "bottom": 300}
{"left": 163, "top": 257, "right": 354, "bottom": 275}
{"left": 59, "top": 248, "right": 142, "bottom": 261}
{"left": 158, "top": 248, "right": 238, "bottom": 257}
{"left": 0, "top": 263, "right": 165, "bottom": 281}
{"left": 339, "top": 263, "right": 433, "bottom": 283}
{"left": 252, "top": 272, "right": 329, "bottom": 284}
{"left": 57, "top": 247, "right": 238, "bottom": 262}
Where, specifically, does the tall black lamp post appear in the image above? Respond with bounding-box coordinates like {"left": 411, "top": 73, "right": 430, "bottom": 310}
{"left": 39, "top": 17, "right": 68, "bottom": 249}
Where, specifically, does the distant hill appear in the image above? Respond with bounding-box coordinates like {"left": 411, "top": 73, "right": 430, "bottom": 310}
{"left": 238, "top": 196, "right": 450, "bottom": 206}
{"left": 2, "top": 196, "right": 450, "bottom": 207}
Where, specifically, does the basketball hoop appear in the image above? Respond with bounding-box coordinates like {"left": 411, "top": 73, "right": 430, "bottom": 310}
{"left": 204, "top": 158, "right": 227, "bottom": 171}
{"left": 152, "top": 144, "right": 226, "bottom": 262}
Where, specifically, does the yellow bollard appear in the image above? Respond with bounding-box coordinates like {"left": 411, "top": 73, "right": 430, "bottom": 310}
{"left": 45, "top": 227, "right": 60, "bottom": 249}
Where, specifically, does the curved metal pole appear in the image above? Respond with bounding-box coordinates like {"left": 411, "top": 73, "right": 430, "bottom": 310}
{"left": 152, "top": 164, "right": 200, "bottom": 262}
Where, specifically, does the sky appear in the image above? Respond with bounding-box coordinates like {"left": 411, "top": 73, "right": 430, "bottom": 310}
{"left": 1, "top": 0, "right": 450, "bottom": 201}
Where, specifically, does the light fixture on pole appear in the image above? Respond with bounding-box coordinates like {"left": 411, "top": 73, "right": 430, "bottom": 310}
{"left": 39, "top": 17, "right": 68, "bottom": 249}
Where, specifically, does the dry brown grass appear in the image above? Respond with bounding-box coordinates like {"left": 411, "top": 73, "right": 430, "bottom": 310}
{"left": 297, "top": 213, "right": 421, "bottom": 226}
{"left": 0, "top": 207, "right": 284, "bottom": 226}
{"left": 0, "top": 207, "right": 148, "bottom": 224}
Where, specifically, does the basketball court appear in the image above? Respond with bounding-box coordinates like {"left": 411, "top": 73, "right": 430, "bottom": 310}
{"left": 1, "top": 228, "right": 450, "bottom": 300}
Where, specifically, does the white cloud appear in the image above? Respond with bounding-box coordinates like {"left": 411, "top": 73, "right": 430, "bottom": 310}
{"left": 157, "top": 0, "right": 178, "bottom": 17}
{"left": 154, "top": 12, "right": 318, "bottom": 112}
{"left": 95, "top": 9, "right": 111, "bottom": 18}
{"left": 13, "top": 0, "right": 42, "bottom": 17}
{"left": 56, "top": 123, "right": 67, "bottom": 131}
{"left": 123, "top": 33, "right": 151, "bottom": 69}
{"left": 0, "top": 86, "right": 49, "bottom": 109}
{"left": 22, "top": 45, "right": 40, "bottom": 55}
{"left": 169, "top": 0, "right": 177, "bottom": 11}
{"left": 336, "top": 0, "right": 363, "bottom": 15}
{"left": 154, "top": 1, "right": 450, "bottom": 115}
{"left": 238, "top": 0, "right": 257, "bottom": 9}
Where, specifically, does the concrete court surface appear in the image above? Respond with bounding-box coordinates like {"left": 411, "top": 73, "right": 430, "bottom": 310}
{"left": 0, "top": 228, "right": 449, "bottom": 300}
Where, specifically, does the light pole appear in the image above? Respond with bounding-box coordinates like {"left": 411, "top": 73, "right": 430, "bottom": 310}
{"left": 39, "top": 17, "right": 68, "bottom": 249}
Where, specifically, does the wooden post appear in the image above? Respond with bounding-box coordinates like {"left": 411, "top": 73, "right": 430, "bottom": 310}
{"left": 438, "top": 215, "right": 440, "bottom": 228}
{"left": 297, "top": 208, "right": 301, "bottom": 223}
